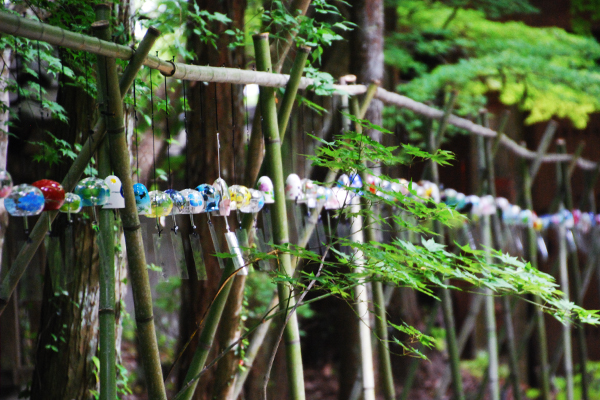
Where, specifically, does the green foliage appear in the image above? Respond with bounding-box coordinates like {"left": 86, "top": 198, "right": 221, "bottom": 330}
{"left": 552, "top": 361, "right": 600, "bottom": 400}
{"left": 437, "top": 0, "right": 538, "bottom": 19}
{"left": 386, "top": 0, "right": 600, "bottom": 129}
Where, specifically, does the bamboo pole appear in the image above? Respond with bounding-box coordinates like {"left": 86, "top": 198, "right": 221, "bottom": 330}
{"left": 253, "top": 32, "right": 306, "bottom": 400}
{"left": 92, "top": 19, "right": 167, "bottom": 400}
{"left": 0, "top": 23, "right": 160, "bottom": 317}
{"left": 232, "top": 294, "right": 278, "bottom": 399}
{"left": 557, "top": 140, "right": 587, "bottom": 400}
{"left": 426, "top": 98, "right": 465, "bottom": 400}
{"left": 94, "top": 7, "right": 116, "bottom": 400}
{"left": 0, "top": 11, "right": 597, "bottom": 170}
{"left": 278, "top": 45, "right": 311, "bottom": 141}
{"left": 522, "top": 149, "right": 552, "bottom": 400}
{"left": 350, "top": 96, "right": 393, "bottom": 400}
{"left": 555, "top": 139, "right": 575, "bottom": 400}
{"left": 529, "top": 121, "right": 558, "bottom": 180}
{"left": 479, "top": 126, "right": 521, "bottom": 400}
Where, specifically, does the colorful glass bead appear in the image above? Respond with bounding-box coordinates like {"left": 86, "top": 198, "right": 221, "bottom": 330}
{"left": 74, "top": 177, "right": 110, "bottom": 207}
{"left": 444, "top": 188, "right": 458, "bottom": 206}
{"left": 257, "top": 176, "right": 275, "bottom": 204}
{"left": 103, "top": 175, "right": 125, "bottom": 209}
{"left": 285, "top": 174, "right": 302, "bottom": 200}
{"left": 180, "top": 189, "right": 205, "bottom": 214}
{"left": 197, "top": 184, "right": 220, "bottom": 213}
{"left": 133, "top": 183, "right": 151, "bottom": 215}
{"left": 240, "top": 189, "right": 265, "bottom": 213}
{"left": 212, "top": 178, "right": 231, "bottom": 216}
{"left": 31, "top": 179, "right": 65, "bottom": 211}
{"left": 229, "top": 185, "right": 251, "bottom": 211}
{"left": 60, "top": 193, "right": 82, "bottom": 214}
{"left": 4, "top": 184, "right": 45, "bottom": 216}
{"left": 146, "top": 190, "right": 173, "bottom": 218}
{"left": 0, "top": 169, "right": 13, "bottom": 198}
{"left": 165, "top": 189, "right": 186, "bottom": 215}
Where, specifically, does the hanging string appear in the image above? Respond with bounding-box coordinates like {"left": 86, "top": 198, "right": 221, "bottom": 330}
{"left": 149, "top": 66, "right": 160, "bottom": 234}
{"left": 36, "top": 41, "right": 43, "bottom": 118}
{"left": 244, "top": 84, "right": 249, "bottom": 145}
{"left": 214, "top": 83, "right": 221, "bottom": 178}
{"left": 133, "top": 78, "right": 139, "bottom": 182}
{"left": 84, "top": 51, "right": 95, "bottom": 177}
{"left": 150, "top": 68, "right": 156, "bottom": 188}
{"left": 183, "top": 79, "right": 189, "bottom": 187}
{"left": 301, "top": 94, "right": 305, "bottom": 178}
{"left": 231, "top": 83, "right": 236, "bottom": 183}
{"left": 15, "top": 41, "right": 21, "bottom": 121}
{"left": 164, "top": 74, "right": 172, "bottom": 189}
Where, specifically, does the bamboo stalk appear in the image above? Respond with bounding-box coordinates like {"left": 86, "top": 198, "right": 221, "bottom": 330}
{"left": 253, "top": 32, "right": 306, "bottom": 400}
{"left": 94, "top": 7, "right": 116, "bottom": 400}
{"left": 358, "top": 81, "right": 380, "bottom": 119}
{"left": 521, "top": 164, "right": 551, "bottom": 400}
{"left": 271, "top": 0, "right": 312, "bottom": 73}
{"left": 232, "top": 294, "right": 278, "bottom": 399}
{"left": 350, "top": 96, "right": 393, "bottom": 400}
{"left": 557, "top": 140, "right": 588, "bottom": 400}
{"left": 480, "top": 129, "right": 521, "bottom": 400}
{"left": 278, "top": 45, "right": 311, "bottom": 141}
{"left": 93, "top": 20, "right": 166, "bottom": 400}
{"left": 0, "top": 22, "right": 159, "bottom": 317}
{"left": 425, "top": 100, "right": 464, "bottom": 400}
{"left": 98, "top": 138, "right": 117, "bottom": 400}
{"left": 555, "top": 139, "right": 575, "bottom": 400}
{"left": 477, "top": 135, "right": 499, "bottom": 400}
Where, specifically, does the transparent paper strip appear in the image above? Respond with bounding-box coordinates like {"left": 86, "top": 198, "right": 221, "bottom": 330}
{"left": 152, "top": 233, "right": 168, "bottom": 280}
{"left": 64, "top": 225, "right": 75, "bottom": 285}
{"left": 225, "top": 231, "right": 247, "bottom": 275}
{"left": 208, "top": 220, "right": 226, "bottom": 269}
{"left": 170, "top": 231, "right": 189, "bottom": 279}
{"left": 253, "top": 228, "right": 271, "bottom": 271}
{"left": 262, "top": 207, "right": 274, "bottom": 245}
{"left": 189, "top": 234, "right": 207, "bottom": 280}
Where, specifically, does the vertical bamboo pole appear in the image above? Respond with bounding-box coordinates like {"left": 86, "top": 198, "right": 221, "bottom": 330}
{"left": 349, "top": 96, "right": 389, "bottom": 400}
{"left": 94, "top": 6, "right": 116, "bottom": 400}
{"left": 555, "top": 139, "right": 575, "bottom": 400}
{"left": 253, "top": 33, "right": 306, "bottom": 400}
{"left": 480, "top": 127, "right": 522, "bottom": 400}
{"left": 522, "top": 157, "right": 551, "bottom": 400}
{"left": 92, "top": 20, "right": 167, "bottom": 400}
{"left": 427, "top": 98, "right": 465, "bottom": 400}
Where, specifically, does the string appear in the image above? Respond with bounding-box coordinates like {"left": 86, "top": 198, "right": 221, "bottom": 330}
{"left": 133, "top": 78, "right": 139, "bottom": 182}
{"left": 164, "top": 74, "right": 172, "bottom": 189}
{"left": 301, "top": 94, "right": 305, "bottom": 178}
{"left": 36, "top": 41, "right": 43, "bottom": 118}
{"left": 244, "top": 84, "right": 249, "bottom": 145}
{"left": 231, "top": 83, "right": 236, "bottom": 183}
{"left": 15, "top": 41, "right": 21, "bottom": 121}
{"left": 84, "top": 51, "right": 95, "bottom": 177}
{"left": 183, "top": 79, "right": 189, "bottom": 187}
{"left": 214, "top": 83, "right": 221, "bottom": 179}
{"left": 150, "top": 66, "right": 160, "bottom": 234}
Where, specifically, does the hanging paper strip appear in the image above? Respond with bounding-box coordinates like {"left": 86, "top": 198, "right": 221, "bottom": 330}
{"left": 262, "top": 207, "right": 274, "bottom": 245}
{"left": 64, "top": 224, "right": 75, "bottom": 285}
{"left": 207, "top": 219, "right": 225, "bottom": 269}
{"left": 225, "top": 231, "right": 247, "bottom": 275}
{"left": 45, "top": 235, "right": 64, "bottom": 290}
{"left": 252, "top": 227, "right": 272, "bottom": 271}
{"left": 170, "top": 231, "right": 189, "bottom": 279}
{"left": 189, "top": 234, "right": 207, "bottom": 280}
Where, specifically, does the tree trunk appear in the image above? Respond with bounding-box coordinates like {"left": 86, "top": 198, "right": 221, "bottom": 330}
{"left": 177, "top": 1, "right": 246, "bottom": 398}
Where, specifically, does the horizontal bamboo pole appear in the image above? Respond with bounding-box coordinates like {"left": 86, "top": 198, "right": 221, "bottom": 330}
{"left": 0, "top": 11, "right": 597, "bottom": 170}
